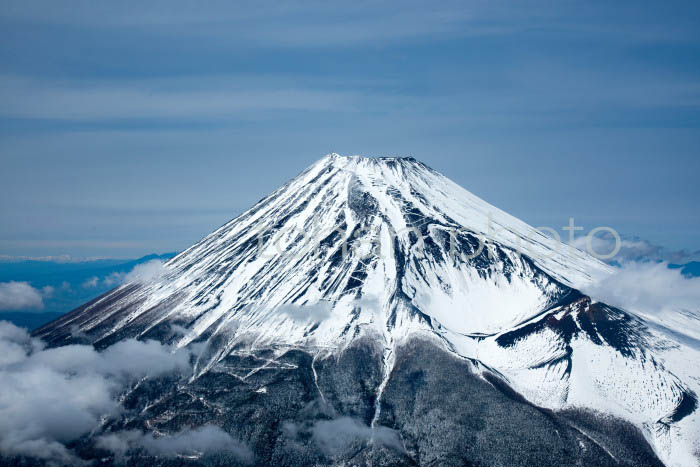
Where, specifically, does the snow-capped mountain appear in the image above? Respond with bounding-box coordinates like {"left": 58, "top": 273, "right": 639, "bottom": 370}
{"left": 35, "top": 154, "right": 698, "bottom": 466}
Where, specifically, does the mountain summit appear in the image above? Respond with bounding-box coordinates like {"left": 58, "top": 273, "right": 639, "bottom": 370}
{"left": 35, "top": 154, "right": 698, "bottom": 466}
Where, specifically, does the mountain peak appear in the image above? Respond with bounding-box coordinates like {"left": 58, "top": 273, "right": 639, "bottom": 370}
{"left": 38, "top": 151, "right": 610, "bottom": 351}
{"left": 323, "top": 153, "right": 417, "bottom": 161}
{"left": 319, "top": 153, "right": 423, "bottom": 170}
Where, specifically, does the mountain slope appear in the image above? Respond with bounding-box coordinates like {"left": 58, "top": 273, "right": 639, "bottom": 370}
{"left": 34, "top": 154, "right": 698, "bottom": 466}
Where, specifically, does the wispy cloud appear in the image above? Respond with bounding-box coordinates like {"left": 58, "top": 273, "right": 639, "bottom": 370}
{"left": 0, "top": 2, "right": 487, "bottom": 46}
{"left": 3, "top": 67, "right": 697, "bottom": 126}
{"left": 279, "top": 301, "right": 333, "bottom": 323}
{"left": 0, "top": 240, "right": 148, "bottom": 250}
{"left": 86, "top": 259, "right": 168, "bottom": 289}
{"left": 3, "top": 1, "right": 694, "bottom": 47}
{"left": 96, "top": 425, "right": 253, "bottom": 464}
{"left": 0, "top": 74, "right": 361, "bottom": 121}
{"left": 283, "top": 413, "right": 404, "bottom": 456}
{"left": 0, "top": 254, "right": 75, "bottom": 263}
{"left": 310, "top": 417, "right": 405, "bottom": 455}
{"left": 281, "top": 395, "right": 404, "bottom": 456}
{"left": 81, "top": 277, "right": 99, "bottom": 288}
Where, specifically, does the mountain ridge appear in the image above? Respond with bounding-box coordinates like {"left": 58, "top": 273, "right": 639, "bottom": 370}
{"left": 33, "top": 154, "right": 699, "bottom": 466}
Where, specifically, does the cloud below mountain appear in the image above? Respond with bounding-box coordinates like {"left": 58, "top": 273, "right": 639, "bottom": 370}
{"left": 0, "top": 281, "right": 52, "bottom": 310}
{"left": 310, "top": 417, "right": 405, "bottom": 455}
{"left": 96, "top": 424, "right": 253, "bottom": 464}
{"left": 0, "top": 321, "right": 241, "bottom": 464}
{"left": 583, "top": 261, "right": 700, "bottom": 316}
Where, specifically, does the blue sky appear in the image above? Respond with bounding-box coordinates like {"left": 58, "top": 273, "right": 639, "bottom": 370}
{"left": 1, "top": 1, "right": 699, "bottom": 259}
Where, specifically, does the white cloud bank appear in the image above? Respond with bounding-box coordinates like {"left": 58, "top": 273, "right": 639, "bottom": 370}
{"left": 123, "top": 259, "right": 168, "bottom": 283}
{"left": 582, "top": 261, "right": 700, "bottom": 316}
{"left": 0, "top": 321, "right": 249, "bottom": 464}
{"left": 0, "top": 281, "right": 54, "bottom": 311}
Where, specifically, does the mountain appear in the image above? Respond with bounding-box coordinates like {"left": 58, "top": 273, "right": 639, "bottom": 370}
{"left": 33, "top": 154, "right": 699, "bottom": 466}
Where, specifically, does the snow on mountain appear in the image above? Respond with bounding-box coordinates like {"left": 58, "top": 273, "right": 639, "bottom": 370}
{"left": 35, "top": 154, "right": 698, "bottom": 466}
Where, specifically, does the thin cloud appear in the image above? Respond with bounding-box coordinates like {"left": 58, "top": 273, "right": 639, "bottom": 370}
{"left": 101, "top": 272, "right": 123, "bottom": 287}
{"left": 310, "top": 417, "right": 405, "bottom": 455}
{"left": 2, "top": 1, "right": 686, "bottom": 47}
{"left": 284, "top": 413, "right": 404, "bottom": 456}
{"left": 123, "top": 259, "right": 167, "bottom": 284}
{"left": 279, "top": 301, "right": 333, "bottom": 323}
{"left": 0, "top": 74, "right": 361, "bottom": 121}
{"left": 0, "top": 240, "right": 147, "bottom": 249}
{"left": 0, "top": 2, "right": 479, "bottom": 46}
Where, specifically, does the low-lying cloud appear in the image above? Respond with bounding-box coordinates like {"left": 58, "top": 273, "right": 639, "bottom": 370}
{"left": 0, "top": 281, "right": 53, "bottom": 311}
{"left": 0, "top": 320, "right": 247, "bottom": 464}
{"left": 84, "top": 259, "right": 168, "bottom": 289}
{"left": 282, "top": 399, "right": 404, "bottom": 457}
{"left": 310, "top": 417, "right": 405, "bottom": 455}
{"left": 123, "top": 259, "right": 167, "bottom": 283}
{"left": 96, "top": 424, "right": 253, "bottom": 464}
{"left": 82, "top": 276, "right": 100, "bottom": 288}
{"left": 583, "top": 261, "right": 700, "bottom": 316}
